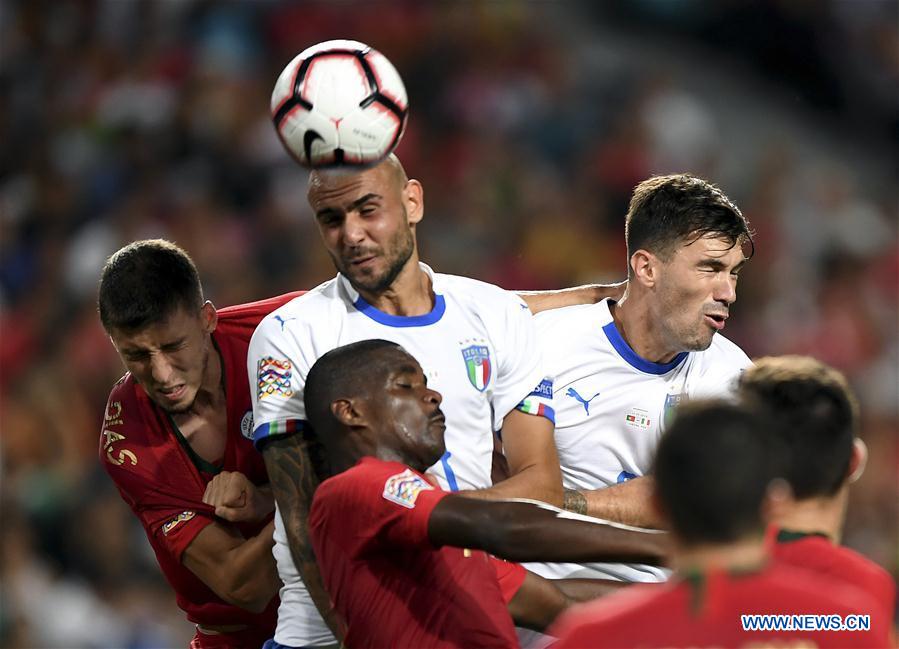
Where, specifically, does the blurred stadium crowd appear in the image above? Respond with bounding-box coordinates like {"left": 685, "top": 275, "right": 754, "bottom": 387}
{"left": 1, "top": 1, "right": 896, "bottom": 646}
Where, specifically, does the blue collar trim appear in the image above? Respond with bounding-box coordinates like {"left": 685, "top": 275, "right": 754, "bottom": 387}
{"left": 353, "top": 294, "right": 446, "bottom": 327}
{"left": 601, "top": 321, "right": 688, "bottom": 375}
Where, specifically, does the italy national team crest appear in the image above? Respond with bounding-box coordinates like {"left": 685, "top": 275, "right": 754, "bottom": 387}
{"left": 664, "top": 392, "right": 688, "bottom": 427}
{"left": 383, "top": 469, "right": 434, "bottom": 509}
{"left": 461, "top": 345, "right": 491, "bottom": 392}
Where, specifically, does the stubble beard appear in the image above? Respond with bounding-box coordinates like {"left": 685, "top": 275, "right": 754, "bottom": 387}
{"left": 657, "top": 288, "right": 716, "bottom": 355}
{"left": 336, "top": 223, "right": 415, "bottom": 296}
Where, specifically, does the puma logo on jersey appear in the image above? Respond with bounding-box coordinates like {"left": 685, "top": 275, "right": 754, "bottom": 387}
{"left": 567, "top": 387, "right": 600, "bottom": 414}
{"left": 273, "top": 315, "right": 295, "bottom": 330}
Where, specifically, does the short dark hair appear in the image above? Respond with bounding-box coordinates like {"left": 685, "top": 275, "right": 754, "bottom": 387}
{"left": 654, "top": 400, "right": 785, "bottom": 546}
{"left": 738, "top": 356, "right": 858, "bottom": 499}
{"left": 625, "top": 174, "right": 753, "bottom": 269}
{"left": 98, "top": 239, "right": 204, "bottom": 332}
{"left": 304, "top": 339, "right": 403, "bottom": 436}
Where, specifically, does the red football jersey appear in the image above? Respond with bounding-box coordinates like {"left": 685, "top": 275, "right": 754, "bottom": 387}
{"left": 550, "top": 562, "right": 889, "bottom": 648}
{"left": 309, "top": 457, "right": 521, "bottom": 649}
{"left": 770, "top": 527, "right": 896, "bottom": 627}
{"left": 99, "top": 293, "right": 300, "bottom": 638}
{"left": 492, "top": 557, "right": 527, "bottom": 605}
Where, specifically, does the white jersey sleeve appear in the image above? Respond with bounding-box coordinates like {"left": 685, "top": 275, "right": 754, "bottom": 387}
{"left": 247, "top": 290, "right": 340, "bottom": 447}
{"left": 482, "top": 289, "right": 552, "bottom": 431}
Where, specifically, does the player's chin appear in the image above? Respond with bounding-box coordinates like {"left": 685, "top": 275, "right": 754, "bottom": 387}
{"left": 424, "top": 435, "right": 446, "bottom": 465}
{"left": 344, "top": 265, "right": 385, "bottom": 292}
{"left": 693, "top": 330, "right": 717, "bottom": 350}
{"left": 160, "top": 391, "right": 197, "bottom": 414}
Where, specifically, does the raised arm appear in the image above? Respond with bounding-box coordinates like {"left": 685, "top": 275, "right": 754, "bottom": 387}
{"left": 261, "top": 435, "right": 345, "bottom": 640}
{"left": 428, "top": 494, "right": 668, "bottom": 565}
{"left": 563, "top": 476, "right": 665, "bottom": 529}
{"left": 517, "top": 281, "right": 626, "bottom": 315}
{"left": 182, "top": 520, "right": 280, "bottom": 613}
{"left": 467, "top": 409, "right": 564, "bottom": 507}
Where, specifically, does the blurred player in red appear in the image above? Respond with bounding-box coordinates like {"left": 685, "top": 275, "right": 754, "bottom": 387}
{"left": 550, "top": 401, "right": 889, "bottom": 649}
{"left": 737, "top": 356, "right": 896, "bottom": 629}
{"left": 98, "top": 240, "right": 298, "bottom": 649}
{"left": 303, "top": 339, "right": 669, "bottom": 649}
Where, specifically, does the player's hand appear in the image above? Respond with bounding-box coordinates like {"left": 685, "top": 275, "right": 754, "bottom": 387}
{"left": 202, "top": 471, "right": 275, "bottom": 523}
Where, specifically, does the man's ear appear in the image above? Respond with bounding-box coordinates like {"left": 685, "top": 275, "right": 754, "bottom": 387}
{"left": 404, "top": 179, "right": 424, "bottom": 226}
{"left": 330, "top": 398, "right": 363, "bottom": 427}
{"left": 201, "top": 301, "right": 218, "bottom": 333}
{"left": 630, "top": 250, "right": 660, "bottom": 288}
{"left": 847, "top": 438, "right": 868, "bottom": 484}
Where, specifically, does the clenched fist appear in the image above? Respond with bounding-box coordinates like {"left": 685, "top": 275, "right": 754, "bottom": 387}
{"left": 202, "top": 471, "right": 275, "bottom": 523}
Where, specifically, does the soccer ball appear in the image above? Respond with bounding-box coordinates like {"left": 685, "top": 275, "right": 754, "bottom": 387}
{"left": 271, "top": 39, "right": 409, "bottom": 169}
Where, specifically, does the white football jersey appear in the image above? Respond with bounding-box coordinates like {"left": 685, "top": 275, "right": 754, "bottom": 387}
{"left": 248, "top": 263, "right": 550, "bottom": 646}
{"left": 528, "top": 298, "right": 752, "bottom": 584}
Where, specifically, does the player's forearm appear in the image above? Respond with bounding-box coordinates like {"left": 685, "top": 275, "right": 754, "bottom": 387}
{"left": 517, "top": 281, "right": 626, "bottom": 314}
{"left": 432, "top": 497, "right": 667, "bottom": 564}
{"left": 262, "top": 436, "right": 345, "bottom": 640}
{"left": 254, "top": 484, "right": 276, "bottom": 519}
{"left": 221, "top": 520, "right": 281, "bottom": 612}
{"left": 468, "top": 465, "right": 564, "bottom": 508}
{"left": 487, "top": 503, "right": 666, "bottom": 564}
{"left": 507, "top": 571, "right": 570, "bottom": 632}
{"left": 553, "top": 577, "right": 630, "bottom": 602}
{"left": 565, "top": 476, "right": 665, "bottom": 529}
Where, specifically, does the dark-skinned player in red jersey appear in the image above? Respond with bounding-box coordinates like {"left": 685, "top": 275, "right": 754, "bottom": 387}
{"left": 550, "top": 401, "right": 889, "bottom": 649}
{"left": 98, "top": 240, "right": 300, "bottom": 649}
{"left": 737, "top": 356, "right": 896, "bottom": 633}
{"left": 97, "top": 239, "right": 629, "bottom": 649}
{"left": 302, "top": 340, "right": 671, "bottom": 649}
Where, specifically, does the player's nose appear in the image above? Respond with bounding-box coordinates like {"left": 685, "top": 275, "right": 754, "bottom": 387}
{"left": 424, "top": 386, "right": 442, "bottom": 406}
{"left": 341, "top": 212, "right": 367, "bottom": 246}
{"left": 149, "top": 353, "right": 176, "bottom": 384}
{"left": 714, "top": 275, "right": 737, "bottom": 305}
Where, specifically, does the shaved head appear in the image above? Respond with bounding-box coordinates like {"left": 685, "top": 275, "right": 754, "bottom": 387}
{"left": 308, "top": 154, "right": 408, "bottom": 198}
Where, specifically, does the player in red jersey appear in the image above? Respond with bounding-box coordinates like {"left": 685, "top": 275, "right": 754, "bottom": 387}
{"left": 302, "top": 340, "right": 670, "bottom": 649}
{"left": 550, "top": 401, "right": 889, "bottom": 649}
{"left": 98, "top": 240, "right": 300, "bottom": 649}
{"left": 737, "top": 356, "right": 896, "bottom": 629}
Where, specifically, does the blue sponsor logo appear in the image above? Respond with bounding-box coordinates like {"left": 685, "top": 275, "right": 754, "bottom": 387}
{"left": 529, "top": 378, "right": 553, "bottom": 399}
{"left": 617, "top": 471, "right": 638, "bottom": 483}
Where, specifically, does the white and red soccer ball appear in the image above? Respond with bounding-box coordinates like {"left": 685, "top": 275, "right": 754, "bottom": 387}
{"left": 271, "top": 39, "right": 409, "bottom": 169}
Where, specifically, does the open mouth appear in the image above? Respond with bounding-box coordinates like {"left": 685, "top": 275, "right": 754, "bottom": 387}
{"left": 159, "top": 385, "right": 186, "bottom": 400}
{"left": 348, "top": 255, "right": 376, "bottom": 267}
{"left": 704, "top": 314, "right": 727, "bottom": 331}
